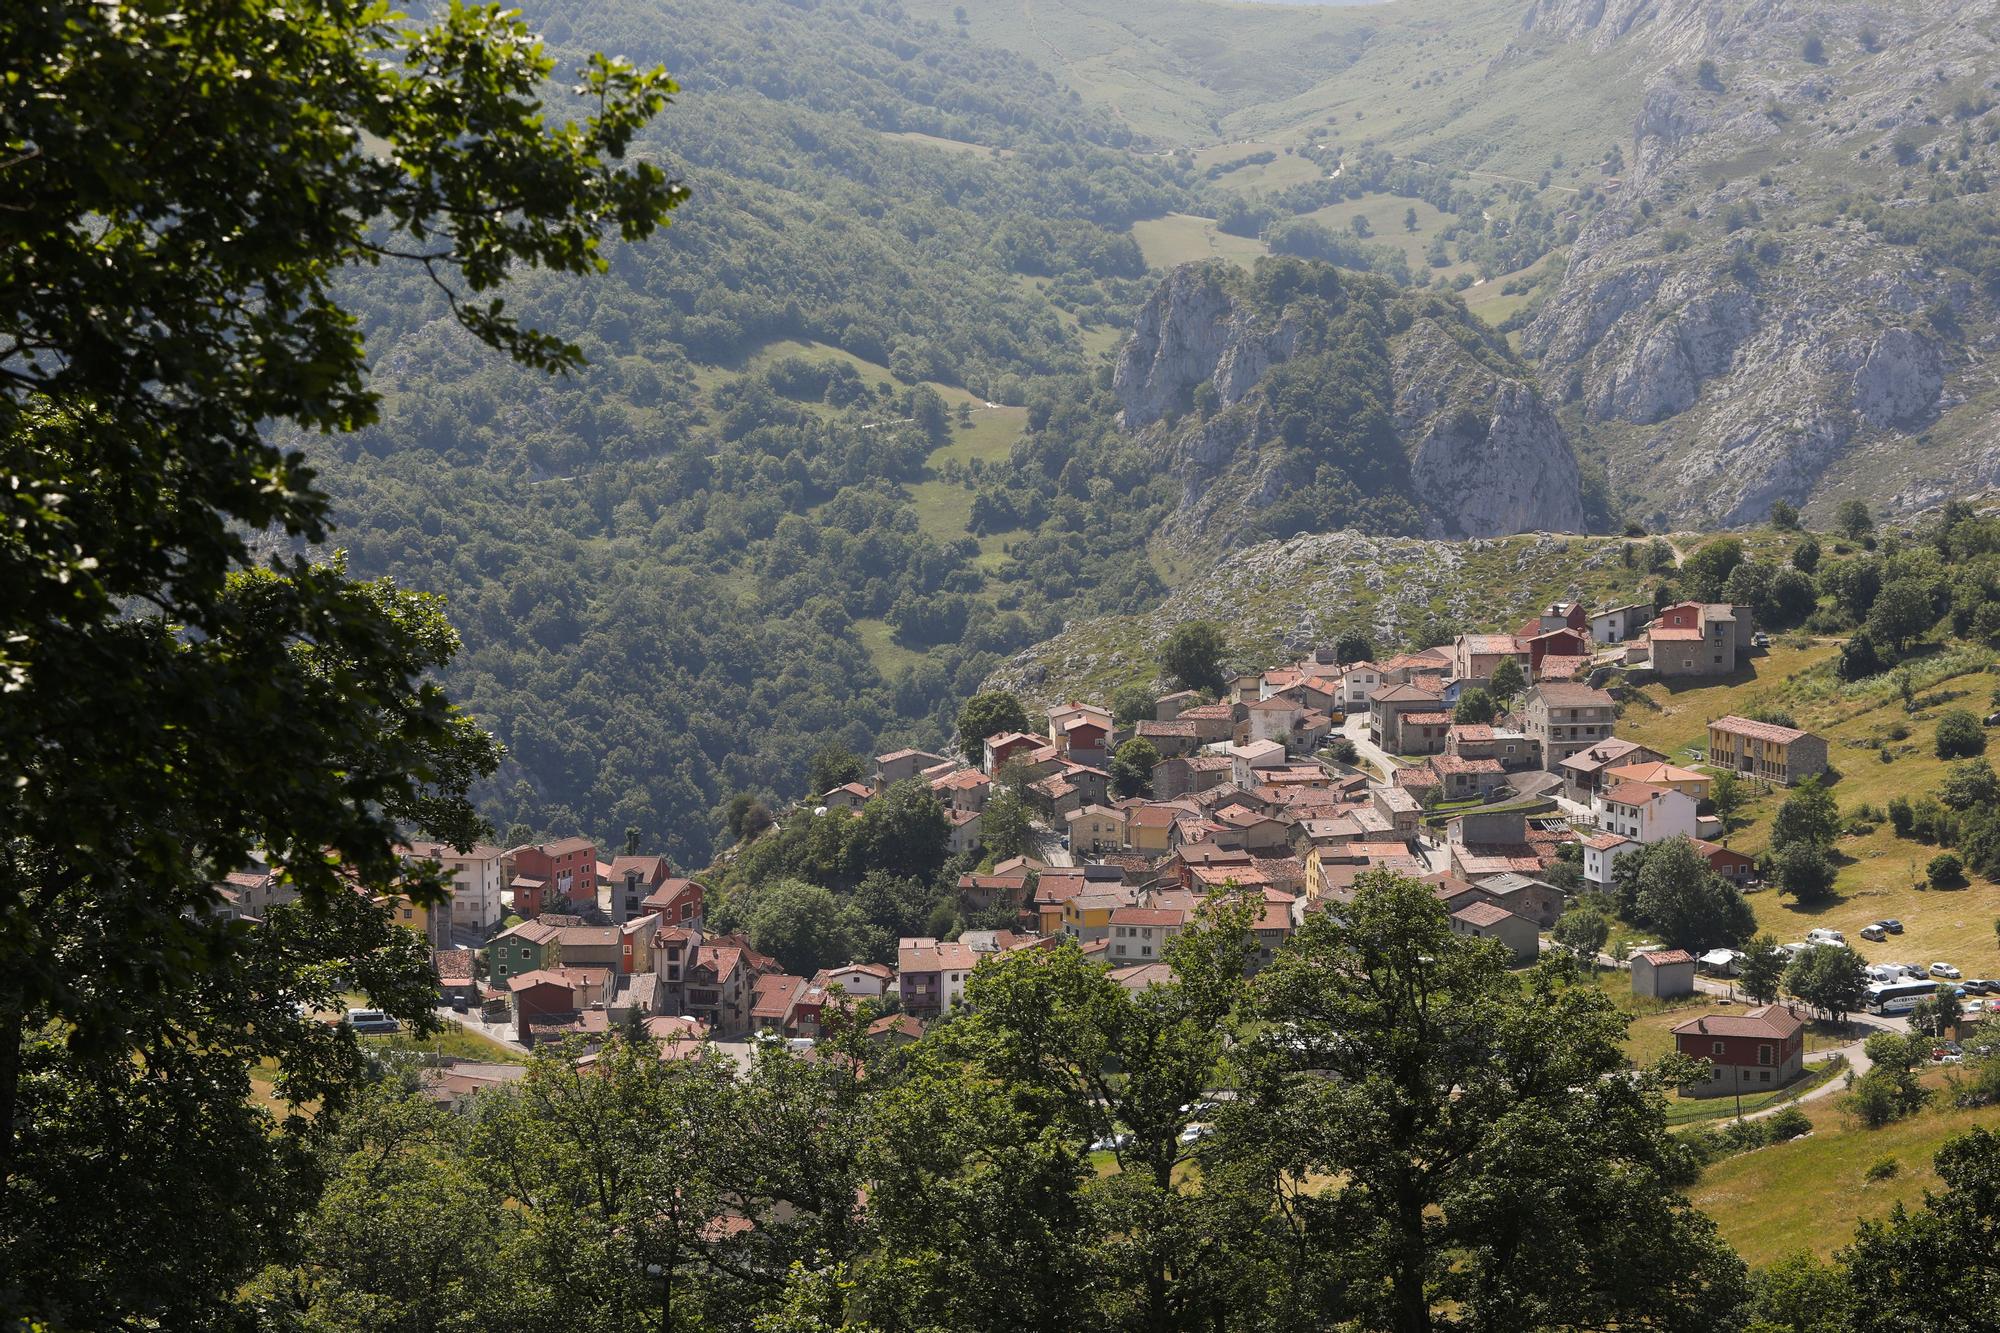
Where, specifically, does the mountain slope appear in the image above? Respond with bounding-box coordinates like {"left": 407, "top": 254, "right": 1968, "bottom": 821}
{"left": 1111, "top": 259, "right": 1584, "bottom": 548}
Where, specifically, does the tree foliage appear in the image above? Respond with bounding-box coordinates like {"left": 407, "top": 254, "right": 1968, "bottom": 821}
{"left": 1160, "top": 622, "right": 1229, "bottom": 694}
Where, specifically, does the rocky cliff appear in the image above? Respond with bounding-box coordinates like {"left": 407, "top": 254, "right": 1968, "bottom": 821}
{"left": 1516, "top": 0, "right": 2000, "bottom": 525}
{"left": 1112, "top": 261, "right": 1585, "bottom": 547}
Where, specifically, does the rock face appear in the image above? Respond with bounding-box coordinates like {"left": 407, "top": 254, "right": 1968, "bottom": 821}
{"left": 1112, "top": 263, "right": 1586, "bottom": 545}
{"left": 1517, "top": 0, "right": 1990, "bottom": 525}
{"left": 1395, "top": 320, "right": 1585, "bottom": 536}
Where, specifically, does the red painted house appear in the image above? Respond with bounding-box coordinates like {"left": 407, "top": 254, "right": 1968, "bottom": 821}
{"left": 1671, "top": 1004, "right": 1807, "bottom": 1097}
{"left": 1524, "top": 627, "right": 1588, "bottom": 673}
{"left": 510, "top": 837, "right": 598, "bottom": 916}
{"left": 641, "top": 876, "right": 705, "bottom": 928}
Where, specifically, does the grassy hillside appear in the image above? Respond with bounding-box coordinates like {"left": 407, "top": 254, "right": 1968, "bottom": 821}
{"left": 1692, "top": 1072, "right": 2000, "bottom": 1267}
{"left": 1613, "top": 638, "right": 2000, "bottom": 976}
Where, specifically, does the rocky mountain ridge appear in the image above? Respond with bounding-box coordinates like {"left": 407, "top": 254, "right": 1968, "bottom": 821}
{"left": 983, "top": 527, "right": 1648, "bottom": 706}
{"left": 1518, "top": 0, "right": 2000, "bottom": 525}
{"left": 1112, "top": 261, "right": 1585, "bottom": 548}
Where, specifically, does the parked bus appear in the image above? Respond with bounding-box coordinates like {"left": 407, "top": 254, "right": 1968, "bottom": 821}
{"left": 1865, "top": 980, "right": 1942, "bottom": 1016}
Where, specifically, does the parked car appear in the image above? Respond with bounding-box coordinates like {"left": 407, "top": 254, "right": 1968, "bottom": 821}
{"left": 1930, "top": 962, "right": 1963, "bottom": 980}
{"left": 1860, "top": 925, "right": 1887, "bottom": 942}
{"left": 1807, "top": 927, "right": 1846, "bottom": 945}
{"left": 1879, "top": 918, "right": 1905, "bottom": 934}
{"left": 1090, "top": 1132, "right": 1131, "bottom": 1152}
{"left": 1964, "top": 979, "right": 1996, "bottom": 995}
{"left": 344, "top": 1007, "right": 400, "bottom": 1036}
{"left": 1178, "top": 1124, "right": 1213, "bottom": 1145}
{"left": 1866, "top": 964, "right": 1905, "bottom": 983}
{"left": 1751, "top": 631, "right": 1770, "bottom": 648}
{"left": 448, "top": 993, "right": 470, "bottom": 1013}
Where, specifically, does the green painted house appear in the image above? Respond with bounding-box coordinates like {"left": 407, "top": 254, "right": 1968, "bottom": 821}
{"left": 486, "top": 918, "right": 564, "bottom": 988}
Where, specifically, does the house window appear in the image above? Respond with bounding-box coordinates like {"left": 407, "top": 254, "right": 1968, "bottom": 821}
{"left": 1711, "top": 1041, "right": 1725, "bottom": 1055}
{"left": 1759, "top": 1070, "right": 1771, "bottom": 1083}
{"left": 1758, "top": 1044, "right": 1773, "bottom": 1066}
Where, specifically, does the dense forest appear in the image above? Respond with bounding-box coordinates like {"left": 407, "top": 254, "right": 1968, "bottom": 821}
{"left": 302, "top": 0, "right": 1212, "bottom": 862}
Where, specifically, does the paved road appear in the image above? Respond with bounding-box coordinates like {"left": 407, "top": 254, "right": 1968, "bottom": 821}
{"left": 1341, "top": 712, "right": 1403, "bottom": 782}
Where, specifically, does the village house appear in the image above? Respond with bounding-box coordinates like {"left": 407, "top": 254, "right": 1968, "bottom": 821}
{"left": 898, "top": 937, "right": 980, "bottom": 1017}
{"left": 1518, "top": 682, "right": 1617, "bottom": 773}
{"left": 1447, "top": 809, "right": 1547, "bottom": 880}
{"left": 1174, "top": 702, "right": 1239, "bottom": 745}
{"left": 1603, "top": 760, "right": 1711, "bottom": 803}
{"left": 1593, "top": 781, "right": 1698, "bottom": 845}
{"left": 815, "top": 961, "right": 895, "bottom": 1000}
{"left": 1048, "top": 701, "right": 1114, "bottom": 765}
{"left": 1369, "top": 682, "right": 1445, "bottom": 750}
{"left": 402, "top": 841, "right": 507, "bottom": 932}
{"left": 1419, "top": 752, "right": 1510, "bottom": 802}
{"left": 508, "top": 966, "right": 613, "bottom": 1046}
{"left": 1154, "top": 689, "right": 1202, "bottom": 721}
{"left": 640, "top": 876, "right": 705, "bottom": 929}
{"left": 1449, "top": 900, "right": 1539, "bottom": 963}
{"left": 1693, "top": 837, "right": 1757, "bottom": 884}
{"left": 821, "top": 782, "right": 873, "bottom": 811}
{"left": 486, "top": 917, "right": 564, "bottom": 988}
{"left": 1107, "top": 905, "right": 1185, "bottom": 964}
{"left": 1472, "top": 871, "right": 1564, "bottom": 927}
{"left": 1581, "top": 830, "right": 1641, "bottom": 890}
{"left": 1063, "top": 887, "right": 1136, "bottom": 944}
{"left": 1453, "top": 632, "right": 1530, "bottom": 686}
{"left": 1557, "top": 737, "right": 1667, "bottom": 804}
{"left": 606, "top": 854, "right": 672, "bottom": 924}
{"left": 672, "top": 935, "right": 779, "bottom": 1037}
{"left": 1379, "top": 647, "right": 1453, "bottom": 684}
{"left": 1517, "top": 601, "right": 1589, "bottom": 638}
{"left": 509, "top": 837, "right": 598, "bottom": 917}
{"left": 1067, "top": 803, "right": 1126, "bottom": 855}
{"left": 1590, "top": 601, "right": 1650, "bottom": 645}
{"left": 1390, "top": 709, "right": 1454, "bottom": 757}
{"left": 931, "top": 767, "right": 991, "bottom": 813}
{"left": 1632, "top": 948, "right": 1697, "bottom": 1000}
{"left": 213, "top": 866, "right": 298, "bottom": 923}
{"left": 946, "top": 807, "right": 983, "bottom": 856}
{"left": 750, "top": 973, "right": 811, "bottom": 1034}
{"left": 1372, "top": 785, "right": 1422, "bottom": 839}
{"left": 876, "top": 748, "right": 949, "bottom": 786}
{"left": 1135, "top": 718, "right": 1202, "bottom": 758}
{"left": 1246, "top": 696, "right": 1302, "bottom": 748}
{"left": 1671, "top": 1004, "right": 1808, "bottom": 1097}
{"left": 1446, "top": 724, "right": 1537, "bottom": 772}
{"left": 1522, "top": 627, "right": 1589, "bottom": 675}
{"left": 1332, "top": 662, "right": 1382, "bottom": 709}
{"left": 957, "top": 868, "right": 1035, "bottom": 920}
{"left": 1642, "top": 602, "right": 1755, "bottom": 678}
{"left": 1706, "top": 715, "right": 1831, "bottom": 787}
{"left": 1210, "top": 805, "right": 1294, "bottom": 854}
{"left": 982, "top": 730, "right": 1044, "bottom": 774}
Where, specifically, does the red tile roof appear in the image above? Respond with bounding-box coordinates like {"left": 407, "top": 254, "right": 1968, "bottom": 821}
{"left": 1670, "top": 1004, "right": 1806, "bottom": 1041}
{"left": 1453, "top": 901, "right": 1518, "bottom": 928}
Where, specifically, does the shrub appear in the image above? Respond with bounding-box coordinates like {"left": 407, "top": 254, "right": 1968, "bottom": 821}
{"left": 1936, "top": 708, "right": 1986, "bottom": 760}
{"left": 1888, "top": 795, "right": 1915, "bottom": 835}
{"left": 1865, "top": 1156, "right": 1900, "bottom": 1182}
{"left": 1929, "top": 851, "right": 1967, "bottom": 889}
{"left": 1324, "top": 737, "right": 1358, "bottom": 765}
{"left": 1765, "top": 1107, "right": 1813, "bottom": 1141}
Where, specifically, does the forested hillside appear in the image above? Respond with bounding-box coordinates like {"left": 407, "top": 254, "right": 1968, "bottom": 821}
{"left": 310, "top": 0, "right": 1208, "bottom": 862}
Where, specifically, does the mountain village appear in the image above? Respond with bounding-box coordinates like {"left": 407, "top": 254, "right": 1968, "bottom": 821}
{"left": 283, "top": 591, "right": 1969, "bottom": 1114}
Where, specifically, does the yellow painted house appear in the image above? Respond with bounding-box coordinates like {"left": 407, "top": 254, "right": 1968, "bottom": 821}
{"left": 1602, "top": 760, "right": 1712, "bottom": 803}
